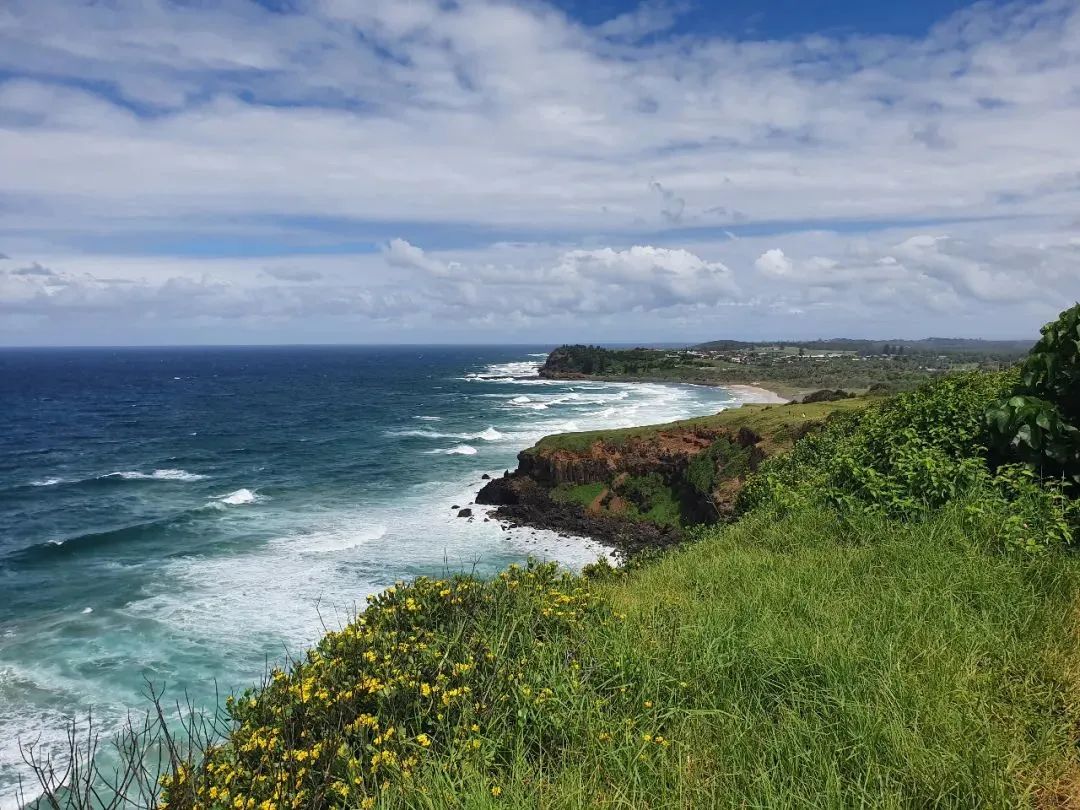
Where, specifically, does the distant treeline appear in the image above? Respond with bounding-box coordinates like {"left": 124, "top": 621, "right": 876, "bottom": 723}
{"left": 541, "top": 345, "right": 708, "bottom": 376}
{"left": 696, "top": 337, "right": 1033, "bottom": 357}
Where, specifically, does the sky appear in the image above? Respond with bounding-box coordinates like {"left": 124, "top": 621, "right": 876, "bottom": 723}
{"left": 0, "top": 0, "right": 1078, "bottom": 345}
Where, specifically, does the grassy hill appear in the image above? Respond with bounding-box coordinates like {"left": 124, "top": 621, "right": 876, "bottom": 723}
{"left": 529, "top": 396, "right": 870, "bottom": 455}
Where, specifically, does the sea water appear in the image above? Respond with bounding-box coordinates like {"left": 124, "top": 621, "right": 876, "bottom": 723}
{"left": 0, "top": 346, "right": 744, "bottom": 803}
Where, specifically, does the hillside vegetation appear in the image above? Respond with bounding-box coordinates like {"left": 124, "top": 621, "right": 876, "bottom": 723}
{"left": 29, "top": 306, "right": 1080, "bottom": 810}
{"left": 540, "top": 340, "right": 1028, "bottom": 399}
{"left": 516, "top": 397, "right": 871, "bottom": 534}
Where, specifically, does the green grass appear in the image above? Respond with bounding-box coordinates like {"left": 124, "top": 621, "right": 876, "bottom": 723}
{"left": 530, "top": 398, "right": 870, "bottom": 455}
{"left": 164, "top": 499, "right": 1080, "bottom": 809}
{"left": 616, "top": 474, "right": 683, "bottom": 528}
{"left": 551, "top": 482, "right": 607, "bottom": 509}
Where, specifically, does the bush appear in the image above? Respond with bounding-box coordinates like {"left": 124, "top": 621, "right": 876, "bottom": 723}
{"left": 988, "top": 303, "right": 1080, "bottom": 484}
{"left": 974, "top": 465, "right": 1080, "bottom": 552}
{"left": 740, "top": 360, "right": 1080, "bottom": 550}
{"left": 685, "top": 437, "right": 754, "bottom": 498}
{"left": 740, "top": 372, "right": 1014, "bottom": 519}
{"left": 160, "top": 562, "right": 642, "bottom": 810}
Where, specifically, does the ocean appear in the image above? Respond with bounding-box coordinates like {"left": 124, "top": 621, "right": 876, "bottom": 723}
{"left": 0, "top": 346, "right": 743, "bottom": 803}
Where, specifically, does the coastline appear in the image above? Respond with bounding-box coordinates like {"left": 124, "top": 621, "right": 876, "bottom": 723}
{"left": 475, "top": 378, "right": 797, "bottom": 554}
{"left": 536, "top": 370, "right": 798, "bottom": 401}
{"left": 723, "top": 383, "right": 790, "bottom": 404}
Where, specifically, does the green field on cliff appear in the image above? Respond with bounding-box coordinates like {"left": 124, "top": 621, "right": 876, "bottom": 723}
{"left": 529, "top": 396, "right": 870, "bottom": 455}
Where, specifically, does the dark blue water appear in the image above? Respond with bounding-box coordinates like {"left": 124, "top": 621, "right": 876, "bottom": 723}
{"left": 0, "top": 346, "right": 739, "bottom": 801}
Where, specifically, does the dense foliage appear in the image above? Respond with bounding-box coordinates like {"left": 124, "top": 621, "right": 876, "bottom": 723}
{"left": 739, "top": 370, "right": 1079, "bottom": 550}
{"left": 541, "top": 345, "right": 707, "bottom": 376}
{"left": 685, "top": 436, "right": 753, "bottom": 499}
{"left": 988, "top": 303, "right": 1080, "bottom": 484}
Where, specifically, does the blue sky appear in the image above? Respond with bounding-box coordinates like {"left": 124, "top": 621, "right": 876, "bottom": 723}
{"left": 548, "top": 0, "right": 997, "bottom": 39}
{"left": 0, "top": 0, "right": 1077, "bottom": 345}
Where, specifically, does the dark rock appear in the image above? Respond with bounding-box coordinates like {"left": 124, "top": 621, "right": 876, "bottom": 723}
{"left": 476, "top": 474, "right": 520, "bottom": 505}
{"left": 481, "top": 473, "right": 491, "bottom": 480}
{"left": 736, "top": 426, "right": 762, "bottom": 447}
{"left": 451, "top": 505, "right": 460, "bottom": 510}
{"left": 456, "top": 508, "right": 473, "bottom": 518}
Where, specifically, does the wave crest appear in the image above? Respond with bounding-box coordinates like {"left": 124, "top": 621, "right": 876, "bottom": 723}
{"left": 105, "top": 469, "right": 207, "bottom": 482}
{"left": 216, "top": 488, "right": 260, "bottom": 506}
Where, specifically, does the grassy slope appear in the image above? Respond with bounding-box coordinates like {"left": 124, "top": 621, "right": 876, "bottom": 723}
{"left": 169, "top": 501, "right": 1080, "bottom": 809}
{"left": 448, "top": 505, "right": 1080, "bottom": 808}
{"left": 530, "top": 397, "right": 870, "bottom": 455}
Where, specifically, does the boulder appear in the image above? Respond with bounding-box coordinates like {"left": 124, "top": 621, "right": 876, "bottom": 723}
{"left": 477, "top": 475, "right": 520, "bottom": 505}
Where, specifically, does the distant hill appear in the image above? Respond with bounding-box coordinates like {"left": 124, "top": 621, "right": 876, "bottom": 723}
{"left": 694, "top": 337, "right": 1033, "bottom": 356}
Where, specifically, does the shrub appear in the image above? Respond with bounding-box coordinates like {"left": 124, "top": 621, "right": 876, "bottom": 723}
{"left": 685, "top": 437, "right": 754, "bottom": 498}
{"left": 740, "top": 372, "right": 1014, "bottom": 519}
{"left": 987, "top": 303, "right": 1080, "bottom": 484}
{"left": 973, "top": 465, "right": 1080, "bottom": 552}
{"left": 160, "top": 562, "right": 643, "bottom": 810}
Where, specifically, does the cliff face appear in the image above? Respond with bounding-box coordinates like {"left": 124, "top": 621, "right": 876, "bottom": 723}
{"left": 516, "top": 429, "right": 720, "bottom": 486}
{"left": 477, "top": 398, "right": 869, "bottom": 555}
{"left": 477, "top": 423, "right": 773, "bottom": 554}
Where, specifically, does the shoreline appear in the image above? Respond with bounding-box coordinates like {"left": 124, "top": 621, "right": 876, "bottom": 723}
{"left": 722, "top": 383, "right": 790, "bottom": 404}
{"left": 536, "top": 370, "right": 798, "bottom": 402}
{"left": 475, "top": 374, "right": 792, "bottom": 554}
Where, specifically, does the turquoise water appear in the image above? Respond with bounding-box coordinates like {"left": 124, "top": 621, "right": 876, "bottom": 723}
{"left": 0, "top": 346, "right": 741, "bottom": 802}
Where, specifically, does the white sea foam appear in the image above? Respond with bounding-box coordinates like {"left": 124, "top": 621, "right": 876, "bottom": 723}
{"left": 443, "top": 445, "right": 478, "bottom": 455}
{"left": 107, "top": 469, "right": 207, "bottom": 482}
{"left": 509, "top": 396, "right": 531, "bottom": 404}
{"left": 30, "top": 477, "right": 62, "bottom": 487}
{"left": 414, "top": 415, "right": 442, "bottom": 421}
{"left": 464, "top": 360, "right": 543, "bottom": 381}
{"left": 217, "top": 488, "right": 259, "bottom": 506}
{"left": 390, "top": 427, "right": 505, "bottom": 442}
{"left": 281, "top": 524, "right": 388, "bottom": 555}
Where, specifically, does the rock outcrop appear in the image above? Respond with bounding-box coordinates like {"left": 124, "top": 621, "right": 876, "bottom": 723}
{"left": 477, "top": 423, "right": 771, "bottom": 555}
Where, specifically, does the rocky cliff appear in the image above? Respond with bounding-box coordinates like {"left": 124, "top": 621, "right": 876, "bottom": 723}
{"left": 476, "top": 399, "right": 863, "bottom": 556}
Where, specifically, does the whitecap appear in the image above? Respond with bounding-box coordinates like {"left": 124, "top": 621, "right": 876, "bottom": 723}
{"left": 289, "top": 525, "right": 388, "bottom": 555}
{"left": 390, "top": 427, "right": 504, "bottom": 442}
{"left": 509, "top": 396, "right": 531, "bottom": 404}
{"left": 81, "top": 607, "right": 93, "bottom": 614}
{"left": 443, "top": 445, "right": 478, "bottom": 456}
{"left": 30, "top": 477, "right": 62, "bottom": 487}
{"left": 216, "top": 488, "right": 260, "bottom": 506}
{"left": 414, "top": 416, "right": 442, "bottom": 421}
{"left": 106, "top": 469, "right": 207, "bottom": 482}
{"left": 389, "top": 429, "right": 454, "bottom": 439}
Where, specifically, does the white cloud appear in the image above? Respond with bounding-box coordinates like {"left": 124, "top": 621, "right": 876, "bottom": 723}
{"left": 384, "top": 239, "right": 449, "bottom": 276}
{"left": 596, "top": 1, "right": 688, "bottom": 42}
{"left": 1, "top": 0, "right": 1078, "bottom": 236}
{"left": 0, "top": 0, "right": 1078, "bottom": 342}
{"left": 754, "top": 249, "right": 795, "bottom": 278}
